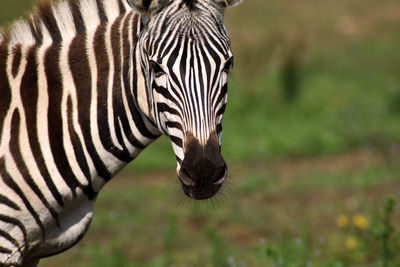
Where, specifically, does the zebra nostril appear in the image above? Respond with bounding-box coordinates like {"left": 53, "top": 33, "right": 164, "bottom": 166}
{"left": 214, "top": 165, "right": 227, "bottom": 185}
{"left": 179, "top": 167, "right": 196, "bottom": 186}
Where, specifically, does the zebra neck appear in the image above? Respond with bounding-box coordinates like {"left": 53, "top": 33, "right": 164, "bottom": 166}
{"left": 0, "top": 1, "right": 160, "bottom": 200}
{"left": 62, "top": 10, "right": 161, "bottom": 187}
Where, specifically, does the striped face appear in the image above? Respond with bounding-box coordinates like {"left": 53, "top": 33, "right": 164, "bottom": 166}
{"left": 138, "top": 0, "right": 234, "bottom": 199}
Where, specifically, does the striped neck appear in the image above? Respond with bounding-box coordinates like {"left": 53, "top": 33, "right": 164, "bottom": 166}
{"left": 0, "top": 0, "right": 161, "bottom": 196}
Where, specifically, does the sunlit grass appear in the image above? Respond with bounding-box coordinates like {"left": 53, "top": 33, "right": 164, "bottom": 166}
{"left": 36, "top": 152, "right": 400, "bottom": 266}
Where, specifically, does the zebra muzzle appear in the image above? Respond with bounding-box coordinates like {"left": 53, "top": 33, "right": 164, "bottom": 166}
{"left": 178, "top": 132, "right": 227, "bottom": 200}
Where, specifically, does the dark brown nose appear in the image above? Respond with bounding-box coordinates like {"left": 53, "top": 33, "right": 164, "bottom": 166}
{"left": 178, "top": 132, "right": 227, "bottom": 200}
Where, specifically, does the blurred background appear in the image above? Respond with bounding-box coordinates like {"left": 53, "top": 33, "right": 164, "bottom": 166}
{"left": 1, "top": 0, "right": 400, "bottom": 266}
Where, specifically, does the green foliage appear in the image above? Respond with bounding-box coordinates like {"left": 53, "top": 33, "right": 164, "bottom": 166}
{"left": 37, "top": 155, "right": 399, "bottom": 267}
{"left": 206, "top": 228, "right": 230, "bottom": 267}
{"left": 162, "top": 213, "right": 178, "bottom": 267}
{"left": 0, "top": 0, "right": 35, "bottom": 25}
{"left": 369, "top": 197, "right": 400, "bottom": 266}
{"left": 88, "top": 244, "right": 131, "bottom": 267}
{"left": 240, "top": 198, "right": 400, "bottom": 267}
{"left": 280, "top": 43, "right": 306, "bottom": 103}
{"left": 262, "top": 233, "right": 313, "bottom": 267}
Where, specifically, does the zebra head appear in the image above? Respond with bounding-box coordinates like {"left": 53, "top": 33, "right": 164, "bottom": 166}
{"left": 133, "top": 0, "right": 242, "bottom": 200}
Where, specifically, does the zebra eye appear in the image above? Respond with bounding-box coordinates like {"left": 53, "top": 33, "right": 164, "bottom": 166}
{"left": 150, "top": 60, "right": 165, "bottom": 78}
{"left": 223, "top": 57, "right": 234, "bottom": 73}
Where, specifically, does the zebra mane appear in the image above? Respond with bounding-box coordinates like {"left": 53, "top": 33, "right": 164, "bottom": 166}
{"left": 1, "top": 0, "right": 133, "bottom": 47}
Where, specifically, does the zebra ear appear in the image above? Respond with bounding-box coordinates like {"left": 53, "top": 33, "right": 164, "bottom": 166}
{"left": 131, "top": 0, "right": 170, "bottom": 16}
{"left": 214, "top": 0, "right": 243, "bottom": 8}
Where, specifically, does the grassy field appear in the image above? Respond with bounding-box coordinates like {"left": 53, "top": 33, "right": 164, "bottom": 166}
{"left": 39, "top": 150, "right": 400, "bottom": 267}
{"left": 1, "top": 0, "right": 400, "bottom": 266}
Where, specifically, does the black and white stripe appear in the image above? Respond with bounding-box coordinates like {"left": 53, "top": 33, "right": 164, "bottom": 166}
{"left": 0, "top": 0, "right": 241, "bottom": 265}
{"left": 141, "top": 0, "right": 235, "bottom": 164}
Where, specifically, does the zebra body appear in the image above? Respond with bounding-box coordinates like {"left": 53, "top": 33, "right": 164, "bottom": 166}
{"left": 0, "top": 0, "right": 242, "bottom": 265}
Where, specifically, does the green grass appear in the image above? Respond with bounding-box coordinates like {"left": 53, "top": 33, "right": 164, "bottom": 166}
{"left": 1, "top": 0, "right": 400, "bottom": 266}
{"left": 38, "top": 151, "right": 400, "bottom": 266}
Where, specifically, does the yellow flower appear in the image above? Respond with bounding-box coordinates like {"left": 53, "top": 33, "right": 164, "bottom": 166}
{"left": 352, "top": 214, "right": 368, "bottom": 230}
{"left": 336, "top": 214, "right": 349, "bottom": 228}
{"left": 345, "top": 236, "right": 357, "bottom": 250}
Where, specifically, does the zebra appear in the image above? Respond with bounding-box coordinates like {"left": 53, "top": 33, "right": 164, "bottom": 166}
{"left": 0, "top": 0, "right": 242, "bottom": 265}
